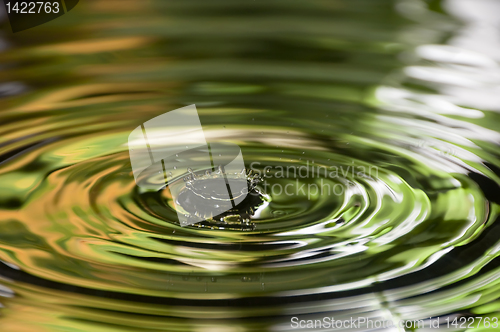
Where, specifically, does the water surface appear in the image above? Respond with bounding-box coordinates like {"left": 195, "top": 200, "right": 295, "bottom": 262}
{"left": 0, "top": 0, "right": 500, "bottom": 331}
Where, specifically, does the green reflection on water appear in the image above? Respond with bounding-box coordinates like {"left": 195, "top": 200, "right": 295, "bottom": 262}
{"left": 0, "top": 0, "right": 500, "bottom": 331}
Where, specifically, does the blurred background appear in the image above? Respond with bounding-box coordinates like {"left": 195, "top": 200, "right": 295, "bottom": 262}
{"left": 0, "top": 0, "right": 500, "bottom": 331}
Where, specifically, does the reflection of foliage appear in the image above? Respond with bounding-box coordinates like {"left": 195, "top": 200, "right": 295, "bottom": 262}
{"left": 0, "top": 0, "right": 500, "bottom": 332}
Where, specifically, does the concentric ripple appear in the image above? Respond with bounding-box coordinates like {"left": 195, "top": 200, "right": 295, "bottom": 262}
{"left": 0, "top": 0, "right": 500, "bottom": 331}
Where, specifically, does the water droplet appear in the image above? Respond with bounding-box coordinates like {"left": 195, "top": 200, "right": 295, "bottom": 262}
{"left": 173, "top": 166, "right": 177, "bottom": 170}
{"left": 302, "top": 152, "right": 305, "bottom": 154}
{"left": 218, "top": 154, "right": 221, "bottom": 157}
{"left": 175, "top": 154, "right": 179, "bottom": 157}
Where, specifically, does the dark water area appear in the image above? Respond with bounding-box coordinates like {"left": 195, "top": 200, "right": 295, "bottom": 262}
{"left": 0, "top": 0, "right": 500, "bottom": 331}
